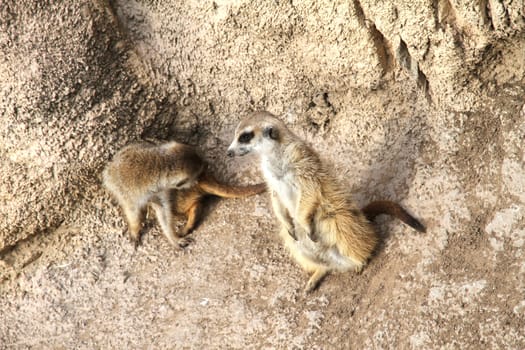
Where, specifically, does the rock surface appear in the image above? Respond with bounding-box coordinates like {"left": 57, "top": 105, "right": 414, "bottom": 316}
{"left": 1, "top": 0, "right": 524, "bottom": 348}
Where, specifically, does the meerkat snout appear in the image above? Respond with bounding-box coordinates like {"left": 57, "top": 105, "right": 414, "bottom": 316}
{"left": 227, "top": 130, "right": 255, "bottom": 157}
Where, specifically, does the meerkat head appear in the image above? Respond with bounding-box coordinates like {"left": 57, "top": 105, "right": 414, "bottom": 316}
{"left": 227, "top": 111, "right": 285, "bottom": 157}
{"left": 161, "top": 142, "right": 206, "bottom": 189}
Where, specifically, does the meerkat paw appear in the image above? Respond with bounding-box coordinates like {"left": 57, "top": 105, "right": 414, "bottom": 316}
{"left": 298, "top": 220, "right": 317, "bottom": 242}
{"left": 287, "top": 228, "right": 298, "bottom": 241}
{"left": 128, "top": 230, "right": 142, "bottom": 248}
{"left": 304, "top": 280, "right": 318, "bottom": 294}
{"left": 177, "top": 236, "right": 194, "bottom": 248}
{"left": 307, "top": 230, "right": 318, "bottom": 243}
{"left": 304, "top": 269, "right": 328, "bottom": 294}
{"left": 281, "top": 225, "right": 297, "bottom": 240}
{"left": 354, "top": 264, "right": 364, "bottom": 273}
{"left": 307, "top": 220, "right": 318, "bottom": 242}
{"left": 180, "top": 227, "right": 193, "bottom": 237}
{"left": 297, "top": 226, "right": 317, "bottom": 242}
{"left": 304, "top": 277, "right": 323, "bottom": 294}
{"left": 131, "top": 235, "right": 143, "bottom": 249}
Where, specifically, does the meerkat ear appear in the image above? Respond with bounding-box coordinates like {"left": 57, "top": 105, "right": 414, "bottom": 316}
{"left": 263, "top": 126, "right": 279, "bottom": 140}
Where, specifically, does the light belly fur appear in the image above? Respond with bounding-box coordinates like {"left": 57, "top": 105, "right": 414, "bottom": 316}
{"left": 262, "top": 164, "right": 297, "bottom": 215}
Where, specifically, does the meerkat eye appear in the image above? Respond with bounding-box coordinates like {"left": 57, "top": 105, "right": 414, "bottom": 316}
{"left": 238, "top": 131, "right": 254, "bottom": 143}
{"left": 176, "top": 178, "right": 188, "bottom": 188}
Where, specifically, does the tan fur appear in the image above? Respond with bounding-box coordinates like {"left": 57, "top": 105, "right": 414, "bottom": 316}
{"left": 227, "top": 111, "right": 425, "bottom": 292}
{"left": 103, "top": 141, "right": 265, "bottom": 248}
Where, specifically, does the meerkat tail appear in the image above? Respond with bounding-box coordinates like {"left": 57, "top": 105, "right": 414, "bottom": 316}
{"left": 361, "top": 200, "right": 426, "bottom": 233}
{"left": 197, "top": 172, "right": 266, "bottom": 198}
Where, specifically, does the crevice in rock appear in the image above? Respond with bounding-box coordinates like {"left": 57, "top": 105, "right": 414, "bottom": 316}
{"left": 488, "top": 0, "right": 511, "bottom": 30}
{"left": 352, "top": 0, "right": 367, "bottom": 26}
{"left": 396, "top": 39, "right": 412, "bottom": 73}
{"left": 396, "top": 39, "right": 431, "bottom": 102}
{"left": 501, "top": 1, "right": 511, "bottom": 28}
{"left": 352, "top": 0, "right": 394, "bottom": 75}
{"left": 368, "top": 22, "right": 394, "bottom": 76}
{"left": 434, "top": 0, "right": 467, "bottom": 54}
{"left": 107, "top": 0, "right": 158, "bottom": 86}
{"left": 417, "top": 67, "right": 432, "bottom": 102}
{"left": 481, "top": 0, "right": 495, "bottom": 30}
{"left": 432, "top": 0, "right": 441, "bottom": 29}
{"left": 437, "top": 0, "right": 461, "bottom": 32}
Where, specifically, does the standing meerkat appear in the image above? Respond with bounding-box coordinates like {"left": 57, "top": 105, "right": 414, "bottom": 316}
{"left": 227, "top": 111, "right": 425, "bottom": 292}
{"left": 103, "top": 141, "right": 266, "bottom": 248}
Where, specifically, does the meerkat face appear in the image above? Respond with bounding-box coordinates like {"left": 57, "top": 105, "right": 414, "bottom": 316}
{"left": 227, "top": 121, "right": 280, "bottom": 157}
{"left": 160, "top": 169, "right": 191, "bottom": 190}
{"left": 169, "top": 172, "right": 193, "bottom": 189}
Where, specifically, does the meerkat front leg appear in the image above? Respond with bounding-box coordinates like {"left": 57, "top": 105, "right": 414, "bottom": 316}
{"left": 121, "top": 203, "right": 144, "bottom": 246}
{"left": 270, "top": 191, "right": 296, "bottom": 240}
{"left": 296, "top": 188, "right": 319, "bottom": 242}
{"left": 305, "top": 267, "right": 329, "bottom": 293}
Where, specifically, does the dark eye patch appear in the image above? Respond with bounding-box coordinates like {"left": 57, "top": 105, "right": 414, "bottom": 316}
{"left": 176, "top": 178, "right": 189, "bottom": 188}
{"left": 238, "top": 131, "right": 254, "bottom": 143}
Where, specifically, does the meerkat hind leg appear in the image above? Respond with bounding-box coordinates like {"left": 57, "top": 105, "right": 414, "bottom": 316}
{"left": 151, "top": 193, "right": 191, "bottom": 248}
{"left": 122, "top": 203, "right": 144, "bottom": 246}
{"left": 181, "top": 201, "right": 202, "bottom": 236}
{"left": 305, "top": 267, "right": 329, "bottom": 293}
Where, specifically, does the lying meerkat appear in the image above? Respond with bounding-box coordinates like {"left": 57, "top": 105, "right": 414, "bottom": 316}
{"left": 103, "top": 141, "right": 266, "bottom": 248}
{"left": 227, "top": 111, "right": 425, "bottom": 292}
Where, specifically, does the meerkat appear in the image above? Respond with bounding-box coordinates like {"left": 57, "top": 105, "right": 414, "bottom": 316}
{"left": 227, "top": 111, "right": 425, "bottom": 292}
{"left": 103, "top": 141, "right": 266, "bottom": 248}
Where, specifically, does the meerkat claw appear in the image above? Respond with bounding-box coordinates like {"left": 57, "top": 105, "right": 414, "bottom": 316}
{"left": 304, "top": 278, "right": 321, "bottom": 294}
{"left": 177, "top": 236, "right": 194, "bottom": 248}
{"left": 130, "top": 233, "right": 141, "bottom": 248}
{"left": 304, "top": 282, "right": 316, "bottom": 294}
{"left": 307, "top": 230, "right": 318, "bottom": 242}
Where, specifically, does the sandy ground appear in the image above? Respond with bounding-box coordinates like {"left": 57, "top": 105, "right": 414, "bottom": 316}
{"left": 2, "top": 96, "right": 524, "bottom": 349}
